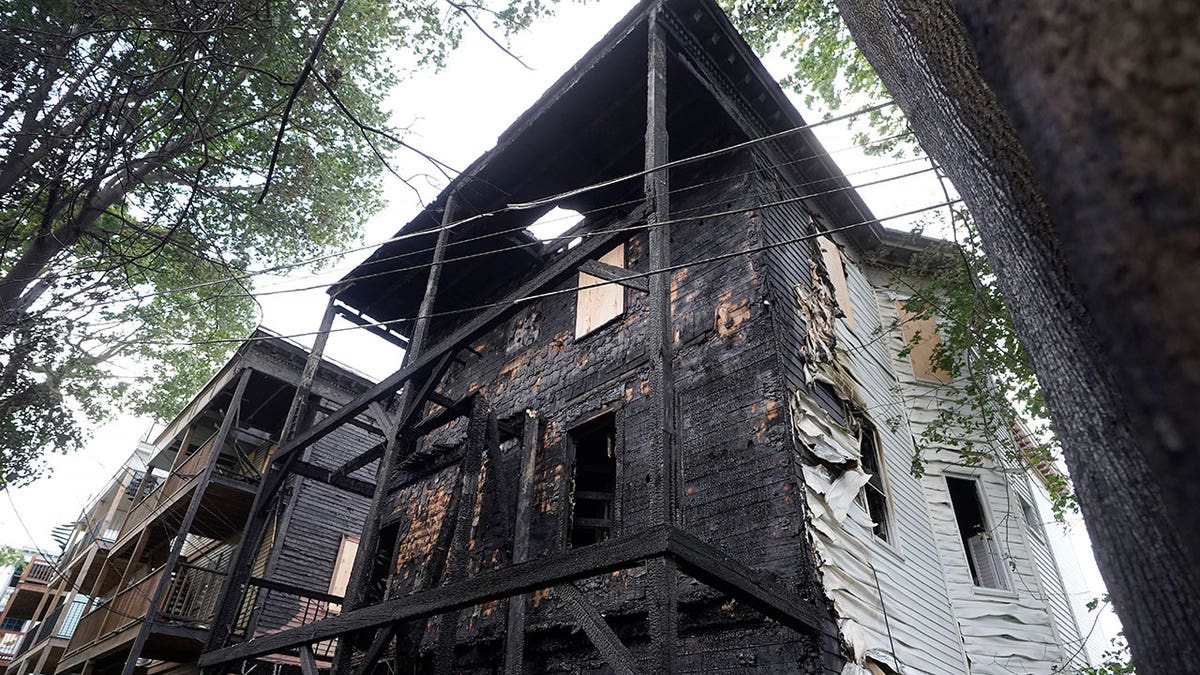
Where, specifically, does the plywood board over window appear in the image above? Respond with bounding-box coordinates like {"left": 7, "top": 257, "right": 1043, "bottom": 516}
{"left": 896, "top": 302, "right": 953, "bottom": 383}
{"left": 818, "top": 235, "right": 856, "bottom": 328}
{"left": 329, "top": 535, "right": 359, "bottom": 599}
{"left": 575, "top": 244, "right": 625, "bottom": 338}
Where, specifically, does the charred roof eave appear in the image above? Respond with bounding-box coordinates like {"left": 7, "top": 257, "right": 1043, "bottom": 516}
{"left": 333, "top": 0, "right": 893, "bottom": 330}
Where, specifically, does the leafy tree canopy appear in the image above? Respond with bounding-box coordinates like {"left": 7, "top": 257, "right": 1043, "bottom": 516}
{"left": 0, "top": 0, "right": 563, "bottom": 488}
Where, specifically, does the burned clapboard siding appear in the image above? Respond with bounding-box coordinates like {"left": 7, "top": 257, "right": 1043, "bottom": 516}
{"left": 377, "top": 148, "right": 833, "bottom": 672}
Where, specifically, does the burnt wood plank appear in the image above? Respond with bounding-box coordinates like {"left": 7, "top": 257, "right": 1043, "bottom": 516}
{"left": 503, "top": 412, "right": 540, "bottom": 674}
{"left": 199, "top": 527, "right": 670, "bottom": 666}
{"left": 666, "top": 527, "right": 826, "bottom": 634}
{"left": 247, "top": 576, "right": 344, "bottom": 605}
{"left": 331, "top": 441, "right": 386, "bottom": 482}
{"left": 433, "top": 400, "right": 495, "bottom": 675}
{"left": 298, "top": 644, "right": 319, "bottom": 675}
{"left": 291, "top": 459, "right": 376, "bottom": 498}
{"left": 553, "top": 583, "right": 636, "bottom": 675}
{"left": 577, "top": 260, "right": 649, "bottom": 293}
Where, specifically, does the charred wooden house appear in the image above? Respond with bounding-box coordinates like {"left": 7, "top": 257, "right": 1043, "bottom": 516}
{"left": 15, "top": 331, "right": 381, "bottom": 675}
{"left": 197, "top": 1, "right": 1090, "bottom": 673}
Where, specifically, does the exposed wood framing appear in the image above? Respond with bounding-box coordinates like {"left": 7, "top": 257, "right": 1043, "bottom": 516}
{"left": 247, "top": 576, "right": 345, "bottom": 605}
{"left": 503, "top": 412, "right": 540, "bottom": 674}
{"left": 334, "top": 196, "right": 461, "bottom": 675}
{"left": 200, "top": 527, "right": 671, "bottom": 665}
{"left": 645, "top": 8, "right": 680, "bottom": 672}
{"left": 122, "top": 368, "right": 253, "bottom": 675}
{"left": 206, "top": 300, "right": 339, "bottom": 652}
{"left": 433, "top": 399, "right": 495, "bottom": 675}
{"left": 330, "top": 440, "right": 386, "bottom": 482}
{"left": 577, "top": 260, "right": 649, "bottom": 293}
{"left": 553, "top": 583, "right": 636, "bottom": 675}
{"left": 333, "top": 301, "right": 411, "bottom": 349}
{"left": 270, "top": 210, "right": 634, "bottom": 468}
{"left": 290, "top": 460, "right": 375, "bottom": 498}
{"left": 200, "top": 526, "right": 829, "bottom": 668}
{"left": 299, "top": 644, "right": 319, "bottom": 675}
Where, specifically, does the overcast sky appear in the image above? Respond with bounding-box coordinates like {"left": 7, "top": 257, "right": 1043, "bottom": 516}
{"left": 0, "top": 0, "right": 1118, "bottom": 660}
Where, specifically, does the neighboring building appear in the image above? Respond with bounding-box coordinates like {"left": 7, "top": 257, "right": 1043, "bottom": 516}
{"left": 0, "top": 550, "right": 57, "bottom": 673}
{"left": 3, "top": 443, "right": 153, "bottom": 675}
{"left": 10, "top": 330, "right": 380, "bottom": 675}
{"left": 195, "top": 1, "right": 1096, "bottom": 674}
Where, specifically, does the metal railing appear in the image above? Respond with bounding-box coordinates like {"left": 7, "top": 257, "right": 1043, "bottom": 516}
{"left": 160, "top": 563, "right": 226, "bottom": 627}
{"left": 119, "top": 439, "right": 217, "bottom": 540}
{"left": 231, "top": 579, "right": 342, "bottom": 659}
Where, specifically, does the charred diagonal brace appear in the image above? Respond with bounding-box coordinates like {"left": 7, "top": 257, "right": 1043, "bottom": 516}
{"left": 198, "top": 526, "right": 829, "bottom": 667}
{"left": 330, "top": 441, "right": 386, "bottom": 482}
{"left": 577, "top": 260, "right": 649, "bottom": 293}
{"left": 553, "top": 583, "right": 636, "bottom": 675}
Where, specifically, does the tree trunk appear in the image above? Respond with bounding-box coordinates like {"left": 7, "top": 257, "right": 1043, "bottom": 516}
{"left": 832, "top": 0, "right": 1200, "bottom": 670}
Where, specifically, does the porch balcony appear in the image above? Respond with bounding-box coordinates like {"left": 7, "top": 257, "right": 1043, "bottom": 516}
{"left": 57, "top": 564, "right": 227, "bottom": 673}
{"left": 107, "top": 437, "right": 259, "bottom": 564}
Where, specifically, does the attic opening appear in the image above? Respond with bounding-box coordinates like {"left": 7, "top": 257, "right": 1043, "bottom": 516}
{"left": 568, "top": 414, "right": 618, "bottom": 548}
{"left": 946, "top": 476, "right": 1009, "bottom": 590}
{"left": 526, "top": 206, "right": 584, "bottom": 244}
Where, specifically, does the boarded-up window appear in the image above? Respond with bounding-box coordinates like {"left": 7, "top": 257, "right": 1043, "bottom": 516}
{"left": 575, "top": 244, "right": 625, "bottom": 338}
{"left": 329, "top": 535, "right": 359, "bottom": 600}
{"left": 818, "top": 236, "right": 856, "bottom": 328}
{"left": 895, "top": 302, "right": 952, "bottom": 383}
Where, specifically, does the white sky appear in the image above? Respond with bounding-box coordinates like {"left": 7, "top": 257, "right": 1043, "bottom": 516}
{"left": 0, "top": 0, "right": 1119, "bottom": 661}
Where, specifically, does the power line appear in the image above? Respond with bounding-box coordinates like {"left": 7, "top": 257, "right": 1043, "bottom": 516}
{"left": 120, "top": 198, "right": 960, "bottom": 349}
{"left": 69, "top": 153, "right": 936, "bottom": 314}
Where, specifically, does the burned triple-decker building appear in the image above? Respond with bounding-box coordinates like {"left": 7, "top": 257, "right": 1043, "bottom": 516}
{"left": 199, "top": 1, "right": 1091, "bottom": 673}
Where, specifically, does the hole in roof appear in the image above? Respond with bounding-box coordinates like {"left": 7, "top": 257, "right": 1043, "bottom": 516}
{"left": 526, "top": 206, "right": 584, "bottom": 242}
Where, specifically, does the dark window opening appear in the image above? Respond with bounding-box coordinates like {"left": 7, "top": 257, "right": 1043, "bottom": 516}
{"left": 946, "top": 476, "right": 1008, "bottom": 589}
{"left": 856, "top": 421, "right": 890, "bottom": 541}
{"left": 569, "top": 414, "right": 617, "bottom": 548}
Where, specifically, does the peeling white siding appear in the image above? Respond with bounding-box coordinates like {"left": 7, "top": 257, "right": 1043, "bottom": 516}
{"left": 865, "top": 266, "right": 1081, "bottom": 674}
{"left": 787, "top": 242, "right": 971, "bottom": 675}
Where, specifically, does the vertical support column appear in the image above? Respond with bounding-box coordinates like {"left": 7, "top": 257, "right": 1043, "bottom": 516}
{"left": 503, "top": 411, "right": 539, "bottom": 675}
{"left": 206, "top": 297, "right": 339, "bottom": 653}
{"left": 121, "top": 367, "right": 253, "bottom": 675}
{"left": 334, "top": 194, "right": 459, "bottom": 674}
{"left": 645, "top": 7, "right": 679, "bottom": 672}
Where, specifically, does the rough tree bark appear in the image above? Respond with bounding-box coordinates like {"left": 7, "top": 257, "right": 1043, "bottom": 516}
{"left": 832, "top": 0, "right": 1200, "bottom": 670}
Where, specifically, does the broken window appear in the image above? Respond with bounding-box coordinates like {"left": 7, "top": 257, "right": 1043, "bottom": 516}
{"left": 1020, "top": 496, "right": 1047, "bottom": 544}
{"left": 855, "top": 420, "right": 891, "bottom": 541}
{"left": 946, "top": 476, "right": 1009, "bottom": 590}
{"left": 575, "top": 244, "right": 625, "bottom": 338}
{"left": 568, "top": 414, "right": 617, "bottom": 547}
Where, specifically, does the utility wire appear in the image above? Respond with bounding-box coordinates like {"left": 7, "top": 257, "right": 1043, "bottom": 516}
{"left": 20, "top": 101, "right": 897, "bottom": 302}
{"left": 68, "top": 153, "right": 935, "bottom": 314}
{"left": 119, "top": 198, "right": 960, "bottom": 349}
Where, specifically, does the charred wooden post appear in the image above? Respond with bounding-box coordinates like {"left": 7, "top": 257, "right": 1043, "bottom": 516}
{"left": 334, "top": 195, "right": 460, "bottom": 674}
{"left": 502, "top": 412, "right": 539, "bottom": 674}
{"left": 206, "top": 298, "right": 339, "bottom": 653}
{"left": 645, "top": 6, "right": 679, "bottom": 672}
{"left": 121, "top": 367, "right": 253, "bottom": 675}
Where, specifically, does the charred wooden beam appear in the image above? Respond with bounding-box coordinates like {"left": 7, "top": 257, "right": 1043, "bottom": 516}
{"left": 333, "top": 302, "right": 411, "bottom": 349}
{"left": 291, "top": 460, "right": 376, "bottom": 498}
{"left": 666, "top": 528, "right": 826, "bottom": 634}
{"left": 503, "top": 412, "right": 540, "bottom": 675}
{"left": 247, "top": 576, "right": 345, "bottom": 606}
{"left": 299, "top": 644, "right": 319, "bottom": 675}
{"left": 426, "top": 391, "right": 457, "bottom": 409}
{"left": 577, "top": 260, "right": 649, "bottom": 293}
{"left": 312, "top": 402, "right": 386, "bottom": 437}
{"left": 553, "top": 583, "right": 636, "bottom": 675}
{"left": 331, "top": 441, "right": 386, "bottom": 482}
{"left": 433, "top": 400, "right": 495, "bottom": 675}
{"left": 409, "top": 393, "right": 473, "bottom": 437}
{"left": 199, "top": 526, "right": 671, "bottom": 666}
{"left": 353, "top": 624, "right": 396, "bottom": 675}
{"left": 646, "top": 9, "right": 680, "bottom": 673}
